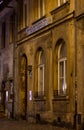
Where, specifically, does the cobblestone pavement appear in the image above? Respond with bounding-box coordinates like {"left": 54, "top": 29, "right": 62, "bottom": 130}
{"left": 0, "top": 118, "right": 73, "bottom": 130}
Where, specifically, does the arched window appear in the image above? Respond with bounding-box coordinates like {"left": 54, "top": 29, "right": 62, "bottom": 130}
{"left": 38, "top": 49, "right": 44, "bottom": 96}
{"left": 35, "top": 48, "right": 45, "bottom": 98}
{"left": 58, "top": 42, "right": 67, "bottom": 95}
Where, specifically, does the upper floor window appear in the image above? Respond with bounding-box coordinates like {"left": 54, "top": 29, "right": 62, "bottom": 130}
{"left": 1, "top": 22, "right": 5, "bottom": 49}
{"left": 9, "top": 15, "right": 14, "bottom": 44}
{"left": 58, "top": 42, "right": 67, "bottom": 95}
{"left": 38, "top": 0, "right": 45, "bottom": 18}
{"left": 58, "top": 0, "right": 66, "bottom": 6}
{"left": 23, "top": 0, "right": 27, "bottom": 27}
{"left": 18, "top": 0, "right": 28, "bottom": 30}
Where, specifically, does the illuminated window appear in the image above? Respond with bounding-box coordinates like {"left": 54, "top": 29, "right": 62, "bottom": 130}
{"left": 58, "top": 42, "right": 67, "bottom": 95}
{"left": 38, "top": 0, "right": 45, "bottom": 18}
{"left": 29, "top": 90, "right": 32, "bottom": 101}
{"left": 6, "top": 91, "right": 8, "bottom": 102}
{"left": 58, "top": 0, "right": 66, "bottom": 6}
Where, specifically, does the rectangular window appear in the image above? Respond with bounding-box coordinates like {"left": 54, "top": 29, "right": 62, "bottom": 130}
{"left": 9, "top": 15, "right": 14, "bottom": 44}
{"left": 1, "top": 22, "right": 5, "bottom": 49}
{"left": 58, "top": 59, "right": 67, "bottom": 95}
{"left": 8, "top": 81, "right": 13, "bottom": 102}
{"left": 23, "top": 1, "right": 27, "bottom": 27}
{"left": 19, "top": 0, "right": 28, "bottom": 29}
{"left": 6, "top": 91, "right": 8, "bottom": 102}
{"left": 9, "top": 81, "right": 13, "bottom": 101}
{"left": 38, "top": 0, "right": 45, "bottom": 18}
{"left": 18, "top": 1, "right": 23, "bottom": 30}
{"left": 58, "top": 0, "right": 66, "bottom": 6}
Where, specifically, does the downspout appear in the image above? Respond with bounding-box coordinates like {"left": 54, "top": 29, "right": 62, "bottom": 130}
{"left": 13, "top": 5, "right": 17, "bottom": 119}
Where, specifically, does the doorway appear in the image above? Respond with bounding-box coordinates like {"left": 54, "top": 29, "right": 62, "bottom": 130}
{"left": 1, "top": 82, "right": 5, "bottom": 112}
{"left": 19, "top": 55, "right": 27, "bottom": 119}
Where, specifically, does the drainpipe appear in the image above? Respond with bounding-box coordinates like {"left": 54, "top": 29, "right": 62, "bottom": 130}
{"left": 13, "top": 7, "right": 18, "bottom": 119}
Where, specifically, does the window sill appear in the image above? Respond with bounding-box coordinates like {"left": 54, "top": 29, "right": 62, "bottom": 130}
{"left": 53, "top": 95, "right": 69, "bottom": 101}
{"left": 34, "top": 96, "right": 46, "bottom": 101}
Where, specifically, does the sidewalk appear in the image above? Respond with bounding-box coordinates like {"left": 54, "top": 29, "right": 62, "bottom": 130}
{"left": 0, "top": 118, "right": 73, "bottom": 130}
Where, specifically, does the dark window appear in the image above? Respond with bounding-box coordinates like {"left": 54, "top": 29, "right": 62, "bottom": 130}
{"left": 1, "top": 22, "right": 5, "bottom": 48}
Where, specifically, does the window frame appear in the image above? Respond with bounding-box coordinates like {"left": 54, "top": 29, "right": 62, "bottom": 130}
{"left": 38, "top": 0, "right": 45, "bottom": 19}
{"left": 9, "top": 15, "right": 14, "bottom": 44}
{"left": 1, "top": 22, "right": 5, "bottom": 49}
{"left": 37, "top": 50, "right": 45, "bottom": 97}
{"left": 23, "top": 0, "right": 27, "bottom": 27}
{"left": 58, "top": 43, "right": 67, "bottom": 95}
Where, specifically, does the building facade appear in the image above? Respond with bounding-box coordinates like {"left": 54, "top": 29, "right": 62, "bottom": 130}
{"left": 1, "top": 0, "right": 84, "bottom": 129}
{"left": 14, "top": 0, "right": 77, "bottom": 126}
{"left": 0, "top": 0, "right": 17, "bottom": 118}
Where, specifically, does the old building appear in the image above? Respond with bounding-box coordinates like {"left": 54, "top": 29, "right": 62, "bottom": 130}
{"left": 14, "top": 0, "right": 77, "bottom": 126}
{"left": 1, "top": 0, "right": 84, "bottom": 129}
{"left": 0, "top": 0, "right": 17, "bottom": 118}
